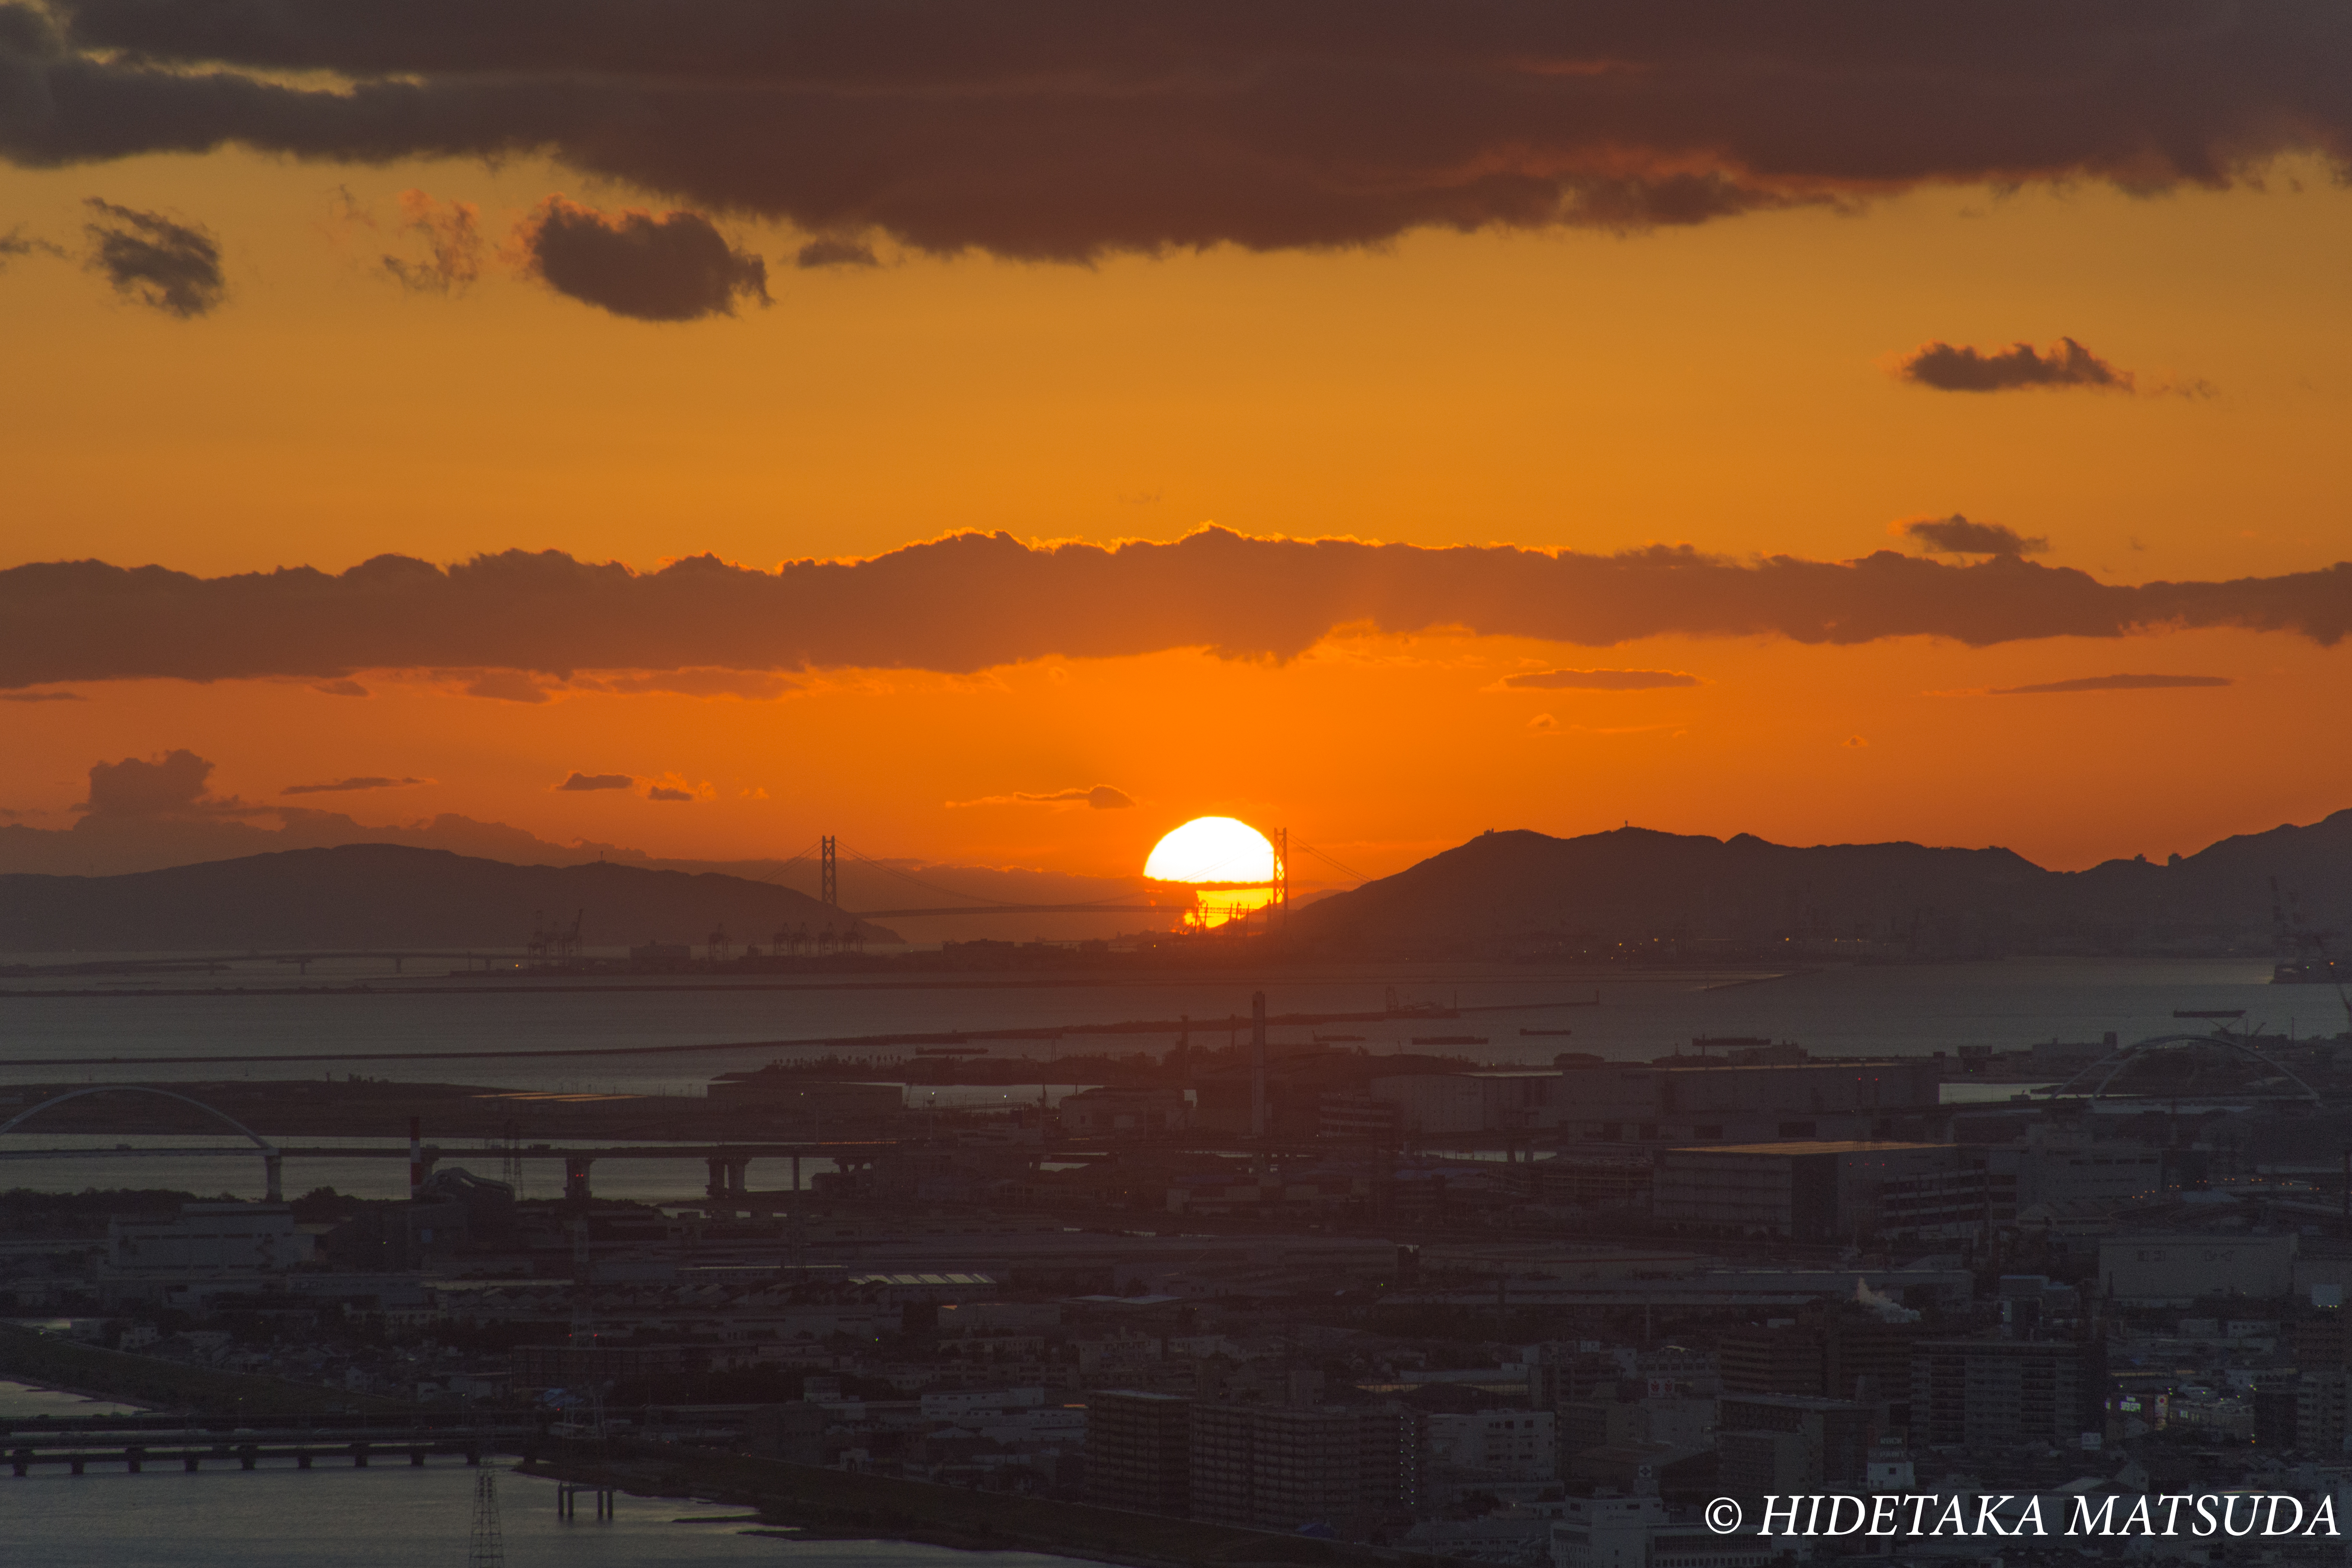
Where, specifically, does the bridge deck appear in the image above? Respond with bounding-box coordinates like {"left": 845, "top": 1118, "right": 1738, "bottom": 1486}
{"left": 8, "top": 1439, "right": 490, "bottom": 1474}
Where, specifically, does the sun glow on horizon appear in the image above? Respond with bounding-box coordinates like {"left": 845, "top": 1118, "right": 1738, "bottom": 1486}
{"left": 1145, "top": 816, "right": 1281, "bottom": 927}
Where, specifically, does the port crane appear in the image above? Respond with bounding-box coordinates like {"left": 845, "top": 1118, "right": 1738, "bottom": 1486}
{"left": 2272, "top": 876, "right": 2352, "bottom": 1034}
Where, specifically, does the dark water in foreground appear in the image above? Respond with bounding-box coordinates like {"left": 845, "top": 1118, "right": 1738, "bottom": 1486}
{"left": 0, "top": 1384, "right": 1073, "bottom": 1568}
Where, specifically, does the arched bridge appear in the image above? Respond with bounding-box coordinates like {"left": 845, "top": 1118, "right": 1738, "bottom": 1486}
{"left": 0, "top": 1086, "right": 286, "bottom": 1201}
{"left": 2048, "top": 1032, "right": 2324, "bottom": 1104}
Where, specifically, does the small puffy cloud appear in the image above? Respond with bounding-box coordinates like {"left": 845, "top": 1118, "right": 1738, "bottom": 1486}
{"left": 640, "top": 773, "right": 713, "bottom": 802}
{"left": 1495, "top": 668, "right": 1700, "bottom": 691}
{"left": 1897, "top": 337, "right": 2129, "bottom": 393}
{"left": 281, "top": 776, "right": 429, "bottom": 796}
{"left": 554, "top": 771, "right": 634, "bottom": 792}
{"left": 80, "top": 749, "right": 234, "bottom": 818}
{"left": 381, "top": 189, "right": 482, "bottom": 294}
{"left": 1993, "top": 673, "right": 2233, "bottom": 694}
{"left": 82, "top": 200, "right": 226, "bottom": 317}
{"left": 311, "top": 679, "right": 370, "bottom": 697}
{"left": 948, "top": 784, "right": 1135, "bottom": 809}
{"left": 516, "top": 197, "right": 769, "bottom": 321}
{"left": 0, "top": 688, "right": 80, "bottom": 701}
{"left": 796, "top": 237, "right": 879, "bottom": 269}
{"left": 1843, "top": 734, "right": 1870, "bottom": 747}
{"left": 1898, "top": 514, "right": 2050, "bottom": 557}
{"left": 1527, "top": 713, "right": 1560, "bottom": 733}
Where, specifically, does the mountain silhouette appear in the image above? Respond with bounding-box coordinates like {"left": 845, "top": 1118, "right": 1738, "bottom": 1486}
{"left": 0, "top": 843, "right": 899, "bottom": 955}
{"left": 1290, "top": 811, "right": 2352, "bottom": 957}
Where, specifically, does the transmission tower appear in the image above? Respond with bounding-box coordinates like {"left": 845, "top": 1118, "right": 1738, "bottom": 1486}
{"left": 468, "top": 1470, "right": 505, "bottom": 1568}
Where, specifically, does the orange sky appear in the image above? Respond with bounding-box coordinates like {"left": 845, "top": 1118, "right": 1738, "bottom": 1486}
{"left": 6, "top": 151, "right": 2351, "bottom": 583}
{"left": 5, "top": 14, "right": 2351, "bottom": 884}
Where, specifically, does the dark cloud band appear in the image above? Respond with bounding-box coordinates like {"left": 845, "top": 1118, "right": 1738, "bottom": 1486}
{"left": 7, "top": 3, "right": 2352, "bottom": 258}
{"left": 1, "top": 531, "right": 2346, "bottom": 689}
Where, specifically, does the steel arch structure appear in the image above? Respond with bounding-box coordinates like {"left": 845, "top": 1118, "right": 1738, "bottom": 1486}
{"left": 2049, "top": 1032, "right": 2323, "bottom": 1104}
{"left": 0, "top": 1085, "right": 285, "bottom": 1199}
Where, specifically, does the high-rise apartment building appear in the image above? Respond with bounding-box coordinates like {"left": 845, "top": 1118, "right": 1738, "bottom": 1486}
{"left": 1086, "top": 1390, "right": 1194, "bottom": 1515}
{"left": 1190, "top": 1402, "right": 1420, "bottom": 1535}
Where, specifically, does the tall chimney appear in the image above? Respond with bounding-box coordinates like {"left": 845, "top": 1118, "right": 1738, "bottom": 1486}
{"left": 1251, "top": 991, "right": 1268, "bottom": 1141}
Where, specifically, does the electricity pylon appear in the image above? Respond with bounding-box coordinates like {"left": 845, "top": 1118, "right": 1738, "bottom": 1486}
{"left": 468, "top": 1470, "right": 505, "bottom": 1568}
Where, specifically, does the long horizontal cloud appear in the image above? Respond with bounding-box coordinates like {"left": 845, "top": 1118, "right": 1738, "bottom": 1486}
{"left": 553, "top": 771, "right": 632, "bottom": 791}
{"left": 281, "top": 774, "right": 428, "bottom": 795}
{"left": 1496, "top": 668, "right": 1699, "bottom": 690}
{"left": 1993, "top": 673, "right": 2233, "bottom": 694}
{"left": 950, "top": 785, "right": 1137, "bottom": 809}
{"left": 2, "top": 532, "right": 2348, "bottom": 689}
{"left": 8, "top": 4, "right": 2352, "bottom": 259}
{"left": 1900, "top": 515, "right": 2050, "bottom": 556}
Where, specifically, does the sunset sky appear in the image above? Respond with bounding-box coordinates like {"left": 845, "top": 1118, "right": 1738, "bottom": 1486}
{"left": 4, "top": 3, "right": 2350, "bottom": 892}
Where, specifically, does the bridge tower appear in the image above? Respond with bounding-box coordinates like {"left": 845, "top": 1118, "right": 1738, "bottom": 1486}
{"left": 819, "top": 836, "right": 837, "bottom": 907}
{"left": 1276, "top": 827, "right": 1289, "bottom": 928}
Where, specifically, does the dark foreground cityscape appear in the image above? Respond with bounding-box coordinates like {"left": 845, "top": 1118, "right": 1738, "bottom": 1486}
{"left": 9, "top": 976, "right": 2352, "bottom": 1568}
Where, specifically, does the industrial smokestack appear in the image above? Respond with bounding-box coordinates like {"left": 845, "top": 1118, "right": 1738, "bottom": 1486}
{"left": 1251, "top": 991, "right": 1267, "bottom": 1141}
{"left": 408, "top": 1115, "right": 422, "bottom": 1200}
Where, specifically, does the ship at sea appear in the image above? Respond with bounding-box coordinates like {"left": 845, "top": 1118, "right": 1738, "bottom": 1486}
{"left": 2274, "top": 956, "right": 2347, "bottom": 985}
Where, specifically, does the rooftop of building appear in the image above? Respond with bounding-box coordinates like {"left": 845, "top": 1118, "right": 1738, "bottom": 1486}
{"left": 1717, "top": 1393, "right": 1877, "bottom": 1411}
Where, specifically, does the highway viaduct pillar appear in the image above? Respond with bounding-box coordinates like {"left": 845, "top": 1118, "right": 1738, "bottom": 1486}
{"left": 704, "top": 1156, "right": 751, "bottom": 1202}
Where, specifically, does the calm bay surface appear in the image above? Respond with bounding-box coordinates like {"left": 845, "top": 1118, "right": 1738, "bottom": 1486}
{"left": 0, "top": 955, "right": 2304, "bottom": 1198}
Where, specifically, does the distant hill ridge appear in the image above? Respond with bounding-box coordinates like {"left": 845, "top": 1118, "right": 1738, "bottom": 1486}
{"left": 1290, "top": 811, "right": 2352, "bottom": 955}
{"left": 6, "top": 813, "right": 2347, "bottom": 958}
{"left": 0, "top": 843, "right": 900, "bottom": 955}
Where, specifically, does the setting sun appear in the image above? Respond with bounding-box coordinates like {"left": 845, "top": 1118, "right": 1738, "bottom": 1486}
{"left": 1144, "top": 816, "right": 1282, "bottom": 927}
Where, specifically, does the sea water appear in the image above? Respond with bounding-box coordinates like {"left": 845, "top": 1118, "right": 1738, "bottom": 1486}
{"left": 0, "top": 958, "right": 2315, "bottom": 1558}
{"left": 0, "top": 957, "right": 2305, "bottom": 1198}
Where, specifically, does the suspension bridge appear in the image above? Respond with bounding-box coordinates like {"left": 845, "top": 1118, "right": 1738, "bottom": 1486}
{"left": 760, "top": 826, "right": 1370, "bottom": 922}
{"left": 4, "top": 825, "right": 1373, "bottom": 977}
